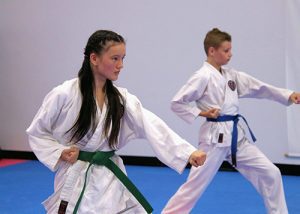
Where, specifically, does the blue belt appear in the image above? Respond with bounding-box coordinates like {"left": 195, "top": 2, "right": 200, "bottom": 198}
{"left": 207, "top": 114, "right": 256, "bottom": 166}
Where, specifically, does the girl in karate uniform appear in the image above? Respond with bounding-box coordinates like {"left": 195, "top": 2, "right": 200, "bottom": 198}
{"left": 162, "top": 28, "right": 300, "bottom": 214}
{"left": 26, "top": 30, "right": 206, "bottom": 214}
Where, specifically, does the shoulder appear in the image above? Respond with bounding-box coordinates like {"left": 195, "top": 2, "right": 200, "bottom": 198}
{"left": 51, "top": 78, "right": 79, "bottom": 95}
{"left": 222, "top": 66, "right": 253, "bottom": 81}
{"left": 185, "top": 63, "right": 212, "bottom": 86}
{"left": 42, "top": 78, "right": 79, "bottom": 107}
{"left": 222, "top": 66, "right": 238, "bottom": 73}
{"left": 195, "top": 64, "right": 211, "bottom": 77}
{"left": 195, "top": 62, "right": 222, "bottom": 79}
{"left": 115, "top": 86, "right": 128, "bottom": 96}
{"left": 222, "top": 66, "right": 240, "bottom": 78}
{"left": 115, "top": 86, "right": 143, "bottom": 112}
{"left": 116, "top": 86, "right": 140, "bottom": 103}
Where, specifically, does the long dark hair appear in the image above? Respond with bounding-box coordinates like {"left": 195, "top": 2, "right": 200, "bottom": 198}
{"left": 67, "top": 30, "right": 125, "bottom": 149}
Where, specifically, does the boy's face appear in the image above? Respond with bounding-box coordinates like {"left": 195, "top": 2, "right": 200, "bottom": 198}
{"left": 210, "top": 41, "right": 232, "bottom": 67}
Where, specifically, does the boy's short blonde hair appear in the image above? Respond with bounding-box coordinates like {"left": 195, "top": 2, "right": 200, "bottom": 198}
{"left": 204, "top": 28, "right": 231, "bottom": 55}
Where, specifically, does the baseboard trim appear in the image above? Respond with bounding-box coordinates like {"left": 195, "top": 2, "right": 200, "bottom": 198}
{"left": 1, "top": 150, "right": 37, "bottom": 160}
{"left": 1, "top": 150, "right": 299, "bottom": 176}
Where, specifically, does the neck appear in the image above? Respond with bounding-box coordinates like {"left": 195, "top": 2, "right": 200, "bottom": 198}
{"left": 206, "top": 59, "right": 221, "bottom": 73}
{"left": 94, "top": 79, "right": 106, "bottom": 110}
{"left": 93, "top": 75, "right": 106, "bottom": 93}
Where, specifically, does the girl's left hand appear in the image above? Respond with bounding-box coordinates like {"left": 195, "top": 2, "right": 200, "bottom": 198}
{"left": 289, "top": 92, "right": 300, "bottom": 104}
{"left": 188, "top": 150, "right": 207, "bottom": 167}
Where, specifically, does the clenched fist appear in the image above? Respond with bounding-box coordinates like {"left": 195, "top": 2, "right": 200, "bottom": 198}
{"left": 188, "top": 150, "right": 207, "bottom": 167}
{"left": 60, "top": 146, "right": 80, "bottom": 164}
{"left": 199, "top": 108, "right": 220, "bottom": 119}
{"left": 289, "top": 92, "right": 300, "bottom": 104}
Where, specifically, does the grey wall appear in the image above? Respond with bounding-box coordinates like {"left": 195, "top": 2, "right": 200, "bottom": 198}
{"left": 1, "top": 0, "right": 299, "bottom": 165}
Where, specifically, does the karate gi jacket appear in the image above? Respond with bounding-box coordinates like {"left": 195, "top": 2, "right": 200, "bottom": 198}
{"left": 27, "top": 78, "right": 196, "bottom": 214}
{"left": 171, "top": 62, "right": 293, "bottom": 147}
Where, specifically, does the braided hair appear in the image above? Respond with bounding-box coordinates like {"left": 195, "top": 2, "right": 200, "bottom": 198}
{"left": 67, "top": 30, "right": 125, "bottom": 149}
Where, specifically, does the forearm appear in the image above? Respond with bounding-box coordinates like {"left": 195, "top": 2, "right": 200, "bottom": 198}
{"left": 28, "top": 135, "right": 70, "bottom": 171}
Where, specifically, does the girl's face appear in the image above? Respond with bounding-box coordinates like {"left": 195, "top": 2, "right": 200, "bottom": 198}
{"left": 210, "top": 41, "right": 232, "bottom": 68}
{"left": 91, "top": 43, "right": 126, "bottom": 82}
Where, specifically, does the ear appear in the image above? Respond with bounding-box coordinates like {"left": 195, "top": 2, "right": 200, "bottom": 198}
{"left": 208, "top": 47, "right": 215, "bottom": 56}
{"left": 90, "top": 53, "right": 99, "bottom": 66}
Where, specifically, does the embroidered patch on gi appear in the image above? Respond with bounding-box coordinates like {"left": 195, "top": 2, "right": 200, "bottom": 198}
{"left": 228, "top": 80, "right": 236, "bottom": 91}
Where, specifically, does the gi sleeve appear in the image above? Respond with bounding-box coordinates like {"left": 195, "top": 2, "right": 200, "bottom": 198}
{"left": 26, "top": 87, "right": 70, "bottom": 171}
{"left": 124, "top": 92, "right": 197, "bottom": 174}
{"left": 236, "top": 71, "right": 293, "bottom": 106}
{"left": 171, "top": 71, "right": 209, "bottom": 123}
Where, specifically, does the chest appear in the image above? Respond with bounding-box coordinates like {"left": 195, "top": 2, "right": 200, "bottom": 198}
{"left": 207, "top": 70, "right": 236, "bottom": 94}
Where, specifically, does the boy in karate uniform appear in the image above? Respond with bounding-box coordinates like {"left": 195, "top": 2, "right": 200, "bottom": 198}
{"left": 162, "top": 28, "right": 300, "bottom": 214}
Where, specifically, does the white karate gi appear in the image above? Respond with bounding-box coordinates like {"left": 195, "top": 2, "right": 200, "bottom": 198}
{"left": 26, "top": 78, "right": 197, "bottom": 214}
{"left": 162, "top": 62, "right": 292, "bottom": 214}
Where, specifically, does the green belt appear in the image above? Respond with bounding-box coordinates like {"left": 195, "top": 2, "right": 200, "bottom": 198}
{"left": 73, "top": 151, "right": 153, "bottom": 214}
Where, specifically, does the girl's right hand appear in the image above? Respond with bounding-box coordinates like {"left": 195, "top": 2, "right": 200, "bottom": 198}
{"left": 60, "top": 146, "right": 79, "bottom": 164}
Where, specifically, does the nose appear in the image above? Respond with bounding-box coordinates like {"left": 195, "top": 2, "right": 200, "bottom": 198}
{"left": 117, "top": 59, "right": 124, "bottom": 69}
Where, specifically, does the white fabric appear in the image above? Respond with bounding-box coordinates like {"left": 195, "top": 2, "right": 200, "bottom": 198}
{"left": 171, "top": 62, "right": 292, "bottom": 147}
{"left": 163, "top": 139, "right": 288, "bottom": 214}
{"left": 286, "top": 0, "right": 300, "bottom": 157}
{"left": 162, "top": 62, "right": 292, "bottom": 214}
{"left": 26, "top": 78, "right": 197, "bottom": 214}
